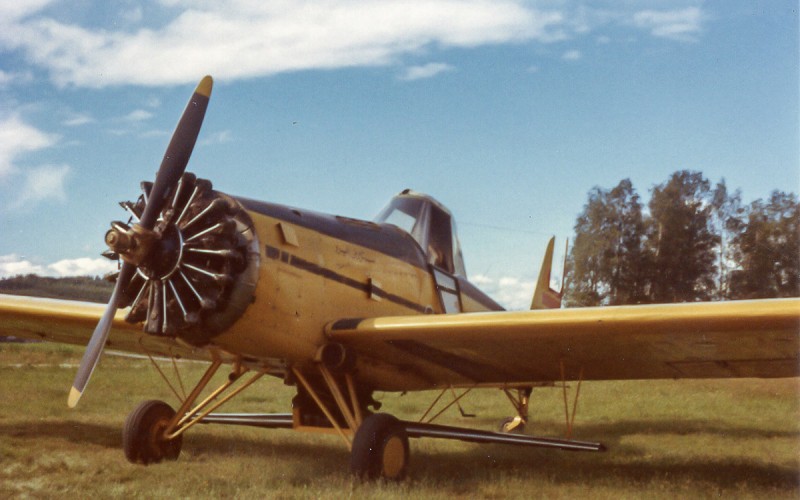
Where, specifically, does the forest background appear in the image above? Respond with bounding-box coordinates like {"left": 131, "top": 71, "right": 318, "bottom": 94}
{"left": 1, "top": 168, "right": 797, "bottom": 307}
{"left": 565, "top": 169, "right": 798, "bottom": 306}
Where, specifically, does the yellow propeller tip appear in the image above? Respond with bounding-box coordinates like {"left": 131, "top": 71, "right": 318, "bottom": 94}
{"left": 195, "top": 75, "right": 213, "bottom": 98}
{"left": 68, "top": 387, "right": 82, "bottom": 408}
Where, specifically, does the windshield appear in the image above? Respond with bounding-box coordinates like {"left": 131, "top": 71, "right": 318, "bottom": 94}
{"left": 375, "top": 192, "right": 466, "bottom": 277}
{"left": 382, "top": 210, "right": 416, "bottom": 233}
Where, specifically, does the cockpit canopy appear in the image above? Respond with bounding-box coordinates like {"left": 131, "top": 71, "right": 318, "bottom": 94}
{"left": 375, "top": 190, "right": 467, "bottom": 277}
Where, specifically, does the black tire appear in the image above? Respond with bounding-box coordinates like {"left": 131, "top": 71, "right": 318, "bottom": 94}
{"left": 123, "top": 400, "right": 182, "bottom": 465}
{"left": 351, "top": 414, "right": 409, "bottom": 481}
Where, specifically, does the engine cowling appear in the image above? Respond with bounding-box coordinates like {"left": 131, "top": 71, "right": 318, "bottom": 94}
{"left": 111, "top": 173, "right": 259, "bottom": 346}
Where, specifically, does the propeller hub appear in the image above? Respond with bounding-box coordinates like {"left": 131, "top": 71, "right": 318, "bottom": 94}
{"left": 105, "top": 223, "right": 158, "bottom": 267}
{"left": 137, "top": 223, "right": 184, "bottom": 281}
{"left": 105, "top": 228, "right": 131, "bottom": 250}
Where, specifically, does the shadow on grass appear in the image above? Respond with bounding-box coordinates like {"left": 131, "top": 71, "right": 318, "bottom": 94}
{"left": 518, "top": 417, "right": 800, "bottom": 460}
{"left": 184, "top": 429, "right": 351, "bottom": 484}
{"left": 572, "top": 418, "right": 800, "bottom": 441}
{"left": 407, "top": 416, "right": 800, "bottom": 491}
{"left": 410, "top": 444, "right": 800, "bottom": 491}
{"left": 0, "top": 420, "right": 121, "bottom": 449}
{"left": 2, "top": 418, "right": 797, "bottom": 491}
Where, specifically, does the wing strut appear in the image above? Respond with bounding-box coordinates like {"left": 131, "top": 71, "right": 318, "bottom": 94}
{"left": 561, "top": 361, "right": 585, "bottom": 439}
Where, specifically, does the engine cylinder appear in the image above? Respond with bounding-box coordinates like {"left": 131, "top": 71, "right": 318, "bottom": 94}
{"left": 116, "top": 173, "right": 260, "bottom": 345}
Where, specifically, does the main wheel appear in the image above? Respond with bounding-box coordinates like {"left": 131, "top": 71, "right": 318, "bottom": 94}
{"left": 499, "top": 416, "right": 526, "bottom": 434}
{"left": 351, "top": 414, "right": 409, "bottom": 481}
{"left": 123, "top": 400, "right": 183, "bottom": 464}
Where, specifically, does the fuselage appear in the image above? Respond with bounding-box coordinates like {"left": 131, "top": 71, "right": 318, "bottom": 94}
{"left": 209, "top": 195, "right": 503, "bottom": 390}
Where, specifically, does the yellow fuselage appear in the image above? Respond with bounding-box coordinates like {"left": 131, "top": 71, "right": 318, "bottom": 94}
{"left": 210, "top": 198, "right": 501, "bottom": 390}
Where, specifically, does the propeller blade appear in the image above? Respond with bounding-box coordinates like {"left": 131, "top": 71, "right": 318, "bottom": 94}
{"left": 68, "top": 262, "right": 135, "bottom": 408}
{"left": 69, "top": 75, "right": 213, "bottom": 408}
{"left": 139, "top": 75, "right": 213, "bottom": 229}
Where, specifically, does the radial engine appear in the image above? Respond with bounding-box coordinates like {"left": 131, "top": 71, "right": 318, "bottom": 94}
{"left": 105, "top": 173, "right": 260, "bottom": 346}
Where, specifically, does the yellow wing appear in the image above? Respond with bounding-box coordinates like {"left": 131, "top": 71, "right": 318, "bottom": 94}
{"left": 0, "top": 293, "right": 213, "bottom": 362}
{"left": 327, "top": 298, "right": 800, "bottom": 387}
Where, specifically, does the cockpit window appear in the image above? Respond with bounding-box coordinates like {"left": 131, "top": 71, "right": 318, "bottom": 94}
{"left": 374, "top": 196, "right": 428, "bottom": 246}
{"left": 375, "top": 191, "right": 467, "bottom": 277}
{"left": 379, "top": 202, "right": 419, "bottom": 234}
{"left": 427, "top": 206, "right": 453, "bottom": 271}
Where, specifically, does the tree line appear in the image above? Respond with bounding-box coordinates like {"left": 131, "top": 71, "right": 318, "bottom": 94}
{"left": 0, "top": 275, "right": 114, "bottom": 303}
{"left": 564, "top": 170, "right": 799, "bottom": 306}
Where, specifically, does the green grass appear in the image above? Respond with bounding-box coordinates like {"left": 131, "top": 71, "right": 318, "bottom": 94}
{"left": 1, "top": 342, "right": 798, "bottom": 498}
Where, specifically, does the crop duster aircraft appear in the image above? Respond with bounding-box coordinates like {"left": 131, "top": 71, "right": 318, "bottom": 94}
{"left": 1, "top": 76, "right": 798, "bottom": 480}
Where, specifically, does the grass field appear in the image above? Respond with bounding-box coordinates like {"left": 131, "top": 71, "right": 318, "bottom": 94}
{"left": 1, "top": 342, "right": 798, "bottom": 498}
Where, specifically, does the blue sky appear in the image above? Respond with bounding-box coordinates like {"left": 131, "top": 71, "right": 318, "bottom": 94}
{"left": 0, "top": 1, "right": 797, "bottom": 308}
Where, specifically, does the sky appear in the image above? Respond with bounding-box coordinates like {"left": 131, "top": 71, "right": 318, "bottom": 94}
{"left": 0, "top": 0, "right": 797, "bottom": 309}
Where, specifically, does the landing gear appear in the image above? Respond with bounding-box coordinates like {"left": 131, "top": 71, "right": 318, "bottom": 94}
{"left": 499, "top": 416, "right": 526, "bottom": 434}
{"left": 351, "top": 414, "right": 409, "bottom": 481}
{"left": 123, "top": 400, "right": 183, "bottom": 464}
{"left": 500, "top": 387, "right": 532, "bottom": 434}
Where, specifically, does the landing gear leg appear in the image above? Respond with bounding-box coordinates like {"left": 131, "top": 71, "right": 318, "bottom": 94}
{"left": 123, "top": 400, "right": 183, "bottom": 464}
{"left": 351, "top": 414, "right": 409, "bottom": 481}
{"left": 499, "top": 387, "right": 531, "bottom": 434}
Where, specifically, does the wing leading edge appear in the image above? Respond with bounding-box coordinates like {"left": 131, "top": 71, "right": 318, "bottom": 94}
{"left": 3, "top": 293, "right": 797, "bottom": 388}
{"left": 327, "top": 298, "right": 800, "bottom": 387}
{"left": 0, "top": 293, "right": 212, "bottom": 362}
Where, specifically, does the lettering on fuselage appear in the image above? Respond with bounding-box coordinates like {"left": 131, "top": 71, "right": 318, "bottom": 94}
{"left": 335, "top": 245, "right": 376, "bottom": 265}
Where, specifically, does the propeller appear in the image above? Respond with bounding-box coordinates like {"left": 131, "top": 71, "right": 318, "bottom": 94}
{"left": 69, "top": 76, "right": 214, "bottom": 408}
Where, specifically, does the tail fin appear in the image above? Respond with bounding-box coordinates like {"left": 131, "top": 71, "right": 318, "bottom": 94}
{"left": 530, "top": 237, "right": 567, "bottom": 310}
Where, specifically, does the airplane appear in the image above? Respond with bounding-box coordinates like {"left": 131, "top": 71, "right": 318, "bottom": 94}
{"left": 0, "top": 75, "right": 798, "bottom": 481}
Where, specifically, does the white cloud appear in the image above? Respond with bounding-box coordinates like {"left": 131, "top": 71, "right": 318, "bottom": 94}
{"left": 0, "top": 70, "right": 14, "bottom": 88}
{"left": 0, "top": 254, "right": 46, "bottom": 277}
{"left": 120, "top": 6, "right": 143, "bottom": 24}
{"left": 0, "top": 0, "right": 55, "bottom": 23}
{"left": 138, "top": 129, "right": 170, "bottom": 139}
{"left": 562, "top": 49, "right": 582, "bottom": 61}
{"left": 0, "top": 114, "right": 57, "bottom": 177}
{"left": 144, "top": 96, "right": 161, "bottom": 108}
{"left": 10, "top": 164, "right": 70, "bottom": 209}
{"left": 63, "top": 112, "right": 94, "bottom": 126}
{"left": 632, "top": 7, "right": 703, "bottom": 42}
{"left": 0, "top": 2, "right": 708, "bottom": 89}
{"left": 0, "top": 69, "right": 33, "bottom": 88}
{"left": 471, "top": 273, "right": 535, "bottom": 310}
{"left": 470, "top": 273, "right": 493, "bottom": 286}
{"left": 0, "top": 1, "right": 565, "bottom": 87}
{"left": 400, "top": 62, "right": 454, "bottom": 81}
{"left": 122, "top": 109, "right": 153, "bottom": 122}
{"left": 199, "top": 129, "right": 232, "bottom": 146}
{"left": 0, "top": 114, "right": 71, "bottom": 209}
{"left": 48, "top": 257, "right": 116, "bottom": 277}
{"left": 0, "top": 254, "right": 116, "bottom": 278}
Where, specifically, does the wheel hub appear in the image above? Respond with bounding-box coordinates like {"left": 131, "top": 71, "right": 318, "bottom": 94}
{"left": 381, "top": 435, "right": 407, "bottom": 478}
